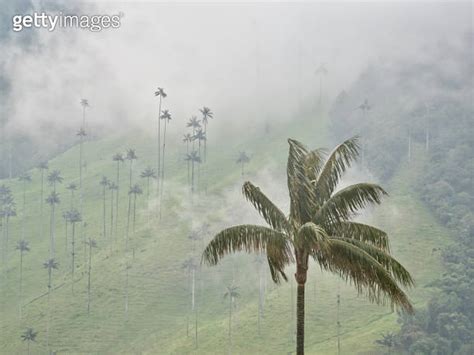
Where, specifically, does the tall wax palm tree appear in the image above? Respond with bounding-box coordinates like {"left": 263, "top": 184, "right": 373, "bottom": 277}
{"left": 236, "top": 151, "right": 250, "bottom": 176}
{"left": 315, "top": 64, "right": 328, "bottom": 107}
{"left": 66, "top": 182, "right": 77, "bottom": 208}
{"left": 184, "top": 151, "right": 201, "bottom": 194}
{"left": 99, "top": 176, "right": 110, "bottom": 240}
{"left": 160, "top": 109, "right": 172, "bottom": 216}
{"left": 183, "top": 134, "right": 193, "bottom": 185}
{"left": 37, "top": 161, "right": 49, "bottom": 239}
{"left": 68, "top": 209, "right": 82, "bottom": 293}
{"left": 16, "top": 240, "right": 30, "bottom": 319}
{"left": 62, "top": 210, "right": 71, "bottom": 253}
{"left": 129, "top": 184, "right": 143, "bottom": 234}
{"left": 203, "top": 137, "right": 414, "bottom": 355}
{"left": 108, "top": 182, "right": 117, "bottom": 242}
{"left": 140, "top": 167, "right": 156, "bottom": 221}
{"left": 125, "top": 149, "right": 138, "bottom": 248}
{"left": 18, "top": 173, "right": 32, "bottom": 240}
{"left": 112, "top": 153, "right": 124, "bottom": 234}
{"left": 46, "top": 192, "right": 60, "bottom": 258}
{"left": 21, "top": 327, "right": 37, "bottom": 355}
{"left": 86, "top": 238, "right": 97, "bottom": 313}
{"left": 186, "top": 116, "right": 201, "bottom": 150}
{"left": 223, "top": 284, "right": 240, "bottom": 347}
{"left": 192, "top": 129, "right": 206, "bottom": 188}
{"left": 47, "top": 170, "right": 63, "bottom": 193}
{"left": 80, "top": 98, "right": 89, "bottom": 129}
{"left": 43, "top": 258, "right": 58, "bottom": 350}
{"left": 154, "top": 87, "right": 167, "bottom": 194}
{"left": 199, "top": 106, "right": 213, "bottom": 162}
{"left": 77, "top": 128, "right": 87, "bottom": 224}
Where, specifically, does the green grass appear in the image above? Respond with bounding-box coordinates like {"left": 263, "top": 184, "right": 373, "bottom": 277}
{"left": 0, "top": 113, "right": 452, "bottom": 354}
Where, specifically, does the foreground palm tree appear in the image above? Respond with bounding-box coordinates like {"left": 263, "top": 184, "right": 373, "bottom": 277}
{"left": 203, "top": 137, "right": 414, "bottom": 355}
{"left": 21, "top": 327, "right": 37, "bottom": 355}
{"left": 16, "top": 240, "right": 30, "bottom": 319}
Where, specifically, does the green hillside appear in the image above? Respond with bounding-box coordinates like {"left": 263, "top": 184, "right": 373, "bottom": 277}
{"left": 0, "top": 114, "right": 452, "bottom": 354}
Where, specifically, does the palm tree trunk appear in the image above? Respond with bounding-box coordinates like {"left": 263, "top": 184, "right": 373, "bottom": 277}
{"left": 19, "top": 251, "right": 23, "bottom": 319}
{"left": 40, "top": 171, "right": 44, "bottom": 240}
{"left": 46, "top": 268, "right": 52, "bottom": 351}
{"left": 125, "top": 264, "right": 129, "bottom": 319}
{"left": 110, "top": 189, "right": 114, "bottom": 245}
{"left": 115, "top": 162, "right": 120, "bottom": 236}
{"left": 295, "top": 265, "right": 307, "bottom": 355}
{"left": 157, "top": 97, "right": 162, "bottom": 196}
{"left": 87, "top": 242, "right": 92, "bottom": 313}
{"left": 191, "top": 269, "right": 195, "bottom": 311}
{"left": 191, "top": 161, "right": 195, "bottom": 194}
{"left": 160, "top": 117, "right": 168, "bottom": 216}
{"left": 133, "top": 194, "right": 137, "bottom": 234}
{"left": 203, "top": 122, "right": 207, "bottom": 162}
{"left": 71, "top": 223, "right": 76, "bottom": 294}
{"left": 50, "top": 205, "right": 56, "bottom": 258}
{"left": 186, "top": 142, "right": 190, "bottom": 186}
{"left": 22, "top": 182, "right": 26, "bottom": 240}
{"left": 126, "top": 195, "right": 131, "bottom": 250}
{"left": 64, "top": 220, "right": 68, "bottom": 253}
{"left": 103, "top": 186, "right": 106, "bottom": 240}
{"left": 229, "top": 296, "right": 233, "bottom": 345}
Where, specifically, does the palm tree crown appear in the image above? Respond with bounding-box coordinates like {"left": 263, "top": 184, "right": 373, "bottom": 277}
{"left": 154, "top": 87, "right": 167, "bottom": 98}
{"left": 16, "top": 240, "right": 30, "bottom": 253}
{"left": 43, "top": 258, "right": 59, "bottom": 271}
{"left": 113, "top": 153, "right": 124, "bottom": 163}
{"left": 236, "top": 152, "right": 250, "bottom": 165}
{"left": 47, "top": 170, "right": 63, "bottom": 187}
{"left": 203, "top": 137, "right": 414, "bottom": 354}
{"left": 200, "top": 106, "right": 214, "bottom": 125}
{"left": 160, "top": 109, "right": 172, "bottom": 122}
{"left": 21, "top": 328, "right": 37, "bottom": 342}
{"left": 140, "top": 167, "right": 157, "bottom": 180}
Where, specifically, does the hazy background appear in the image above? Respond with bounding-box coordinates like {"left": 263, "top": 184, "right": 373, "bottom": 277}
{"left": 0, "top": 0, "right": 471, "bottom": 175}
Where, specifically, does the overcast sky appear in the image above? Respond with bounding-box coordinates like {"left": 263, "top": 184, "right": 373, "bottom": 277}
{"left": 1, "top": 1, "right": 471, "bottom": 144}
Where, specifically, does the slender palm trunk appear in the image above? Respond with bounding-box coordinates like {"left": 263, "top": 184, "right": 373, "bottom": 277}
{"left": 295, "top": 264, "right": 308, "bottom": 355}
{"left": 71, "top": 223, "right": 76, "bottom": 294}
{"left": 133, "top": 194, "right": 137, "bottom": 234}
{"left": 191, "top": 269, "right": 196, "bottom": 311}
{"left": 87, "top": 242, "right": 92, "bottom": 313}
{"left": 22, "top": 182, "right": 26, "bottom": 240}
{"left": 19, "top": 251, "right": 23, "bottom": 319}
{"left": 40, "top": 171, "right": 45, "bottom": 239}
{"left": 191, "top": 161, "right": 195, "bottom": 194}
{"left": 186, "top": 142, "right": 190, "bottom": 186}
{"left": 115, "top": 162, "right": 120, "bottom": 236}
{"left": 228, "top": 296, "right": 233, "bottom": 346}
{"left": 46, "top": 268, "right": 52, "bottom": 351}
{"left": 79, "top": 137, "right": 84, "bottom": 243}
{"left": 125, "top": 264, "right": 129, "bottom": 319}
{"left": 241, "top": 162, "right": 245, "bottom": 176}
{"left": 110, "top": 189, "right": 114, "bottom": 244}
{"left": 146, "top": 177, "right": 150, "bottom": 223}
{"left": 126, "top": 161, "right": 133, "bottom": 249}
{"left": 203, "top": 122, "right": 207, "bottom": 162}
{"left": 50, "top": 205, "right": 56, "bottom": 258}
{"left": 64, "top": 219, "right": 68, "bottom": 253}
{"left": 337, "top": 293, "right": 341, "bottom": 355}
{"left": 102, "top": 186, "right": 106, "bottom": 240}
{"left": 157, "top": 98, "right": 162, "bottom": 197}
{"left": 160, "top": 118, "right": 168, "bottom": 219}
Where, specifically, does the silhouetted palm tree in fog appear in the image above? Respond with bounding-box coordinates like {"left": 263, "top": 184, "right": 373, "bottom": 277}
{"left": 46, "top": 192, "right": 60, "bottom": 258}
{"left": 185, "top": 151, "right": 201, "bottom": 194}
{"left": 160, "top": 109, "right": 172, "bottom": 216}
{"left": 203, "top": 137, "right": 414, "bottom": 355}
{"left": 129, "top": 184, "right": 143, "bottom": 234}
{"left": 315, "top": 64, "right": 328, "bottom": 107}
{"left": 140, "top": 167, "right": 156, "bottom": 220}
{"left": 47, "top": 170, "right": 63, "bottom": 193}
{"left": 43, "top": 258, "right": 59, "bottom": 349}
{"left": 125, "top": 149, "right": 138, "bottom": 248}
{"left": 200, "top": 106, "right": 213, "bottom": 162}
{"left": 37, "top": 161, "right": 49, "bottom": 239}
{"left": 112, "top": 153, "right": 124, "bottom": 234}
{"left": 86, "top": 238, "right": 97, "bottom": 313}
{"left": 16, "top": 240, "right": 30, "bottom": 319}
{"left": 80, "top": 98, "right": 89, "bottom": 129}
{"left": 154, "top": 87, "right": 167, "bottom": 194}
{"left": 18, "top": 172, "right": 32, "bottom": 240}
{"left": 224, "top": 284, "right": 240, "bottom": 347}
{"left": 236, "top": 151, "right": 250, "bottom": 176}
{"left": 21, "top": 327, "right": 37, "bottom": 355}
{"left": 68, "top": 209, "right": 81, "bottom": 293}
{"left": 108, "top": 182, "right": 118, "bottom": 242}
{"left": 183, "top": 134, "right": 193, "bottom": 185}
{"left": 99, "top": 176, "right": 110, "bottom": 240}
{"left": 66, "top": 182, "right": 77, "bottom": 208}
{"left": 187, "top": 116, "right": 201, "bottom": 150}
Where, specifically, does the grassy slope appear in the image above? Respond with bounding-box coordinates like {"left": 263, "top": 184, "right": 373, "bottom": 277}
{"left": 0, "top": 111, "right": 451, "bottom": 354}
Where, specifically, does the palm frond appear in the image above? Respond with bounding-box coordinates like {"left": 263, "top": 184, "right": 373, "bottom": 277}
{"left": 315, "top": 183, "right": 387, "bottom": 225}
{"left": 242, "top": 182, "right": 291, "bottom": 233}
{"left": 314, "top": 136, "right": 360, "bottom": 204}
{"left": 202, "top": 225, "right": 293, "bottom": 283}
{"left": 304, "top": 148, "right": 327, "bottom": 182}
{"left": 327, "top": 222, "right": 390, "bottom": 251}
{"left": 314, "top": 239, "right": 413, "bottom": 313}
{"left": 287, "top": 139, "right": 316, "bottom": 223}
{"left": 294, "top": 222, "right": 330, "bottom": 253}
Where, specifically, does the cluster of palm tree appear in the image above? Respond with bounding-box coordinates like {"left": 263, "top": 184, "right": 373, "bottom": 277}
{"left": 183, "top": 107, "right": 214, "bottom": 193}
